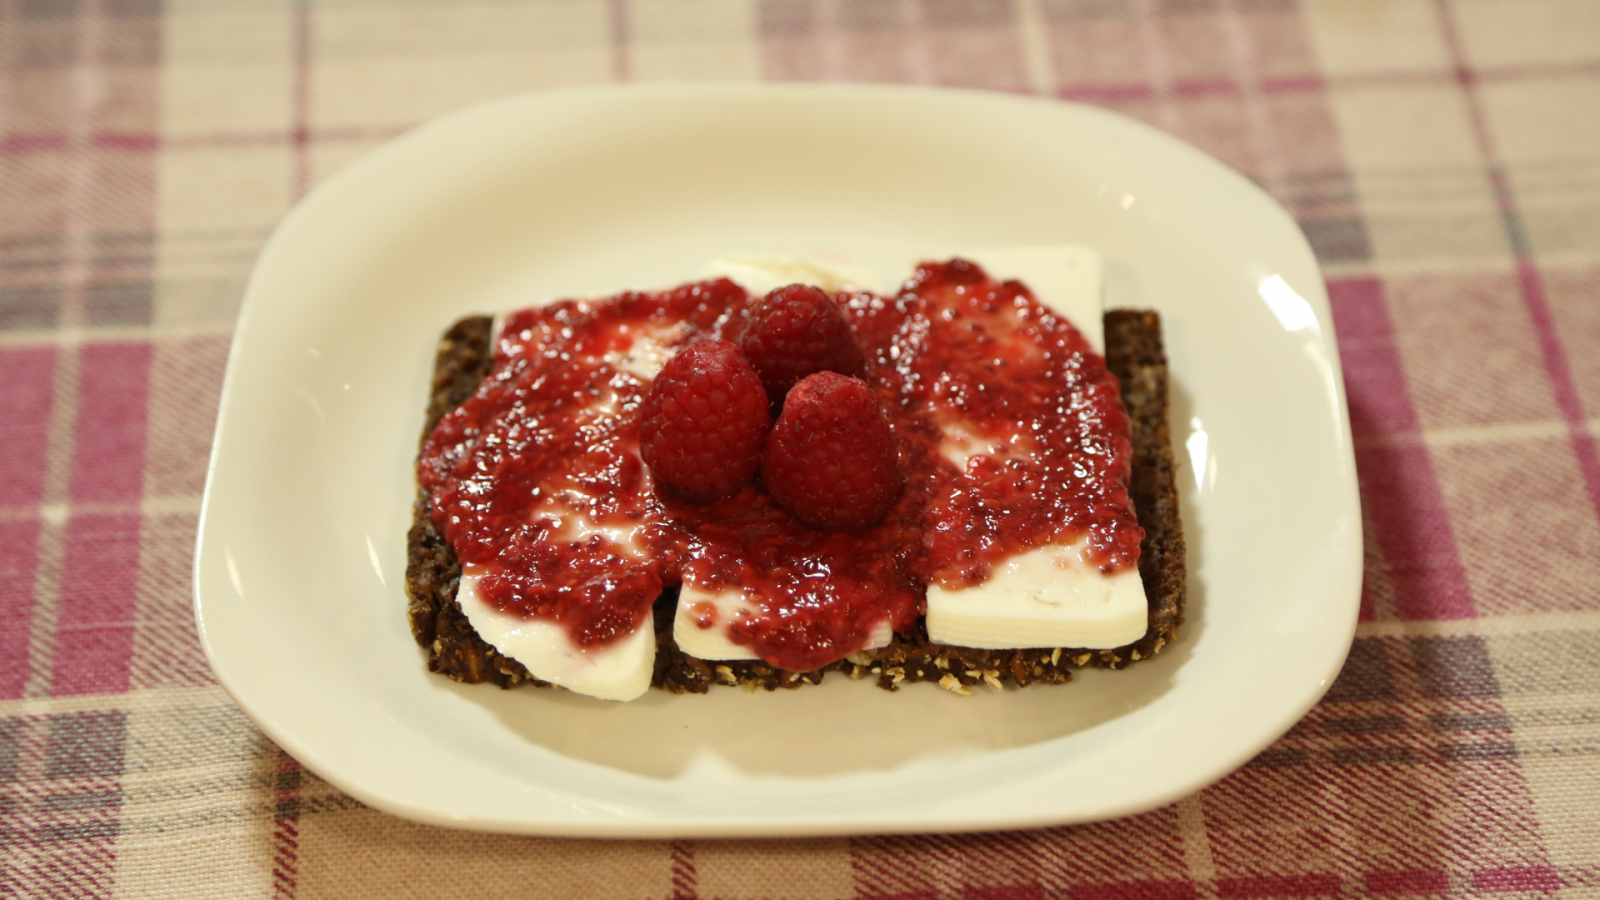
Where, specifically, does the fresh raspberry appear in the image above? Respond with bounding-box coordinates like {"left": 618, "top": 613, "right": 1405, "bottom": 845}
{"left": 638, "top": 339, "right": 770, "bottom": 501}
{"left": 738, "top": 284, "right": 868, "bottom": 401}
{"left": 762, "top": 371, "right": 901, "bottom": 531}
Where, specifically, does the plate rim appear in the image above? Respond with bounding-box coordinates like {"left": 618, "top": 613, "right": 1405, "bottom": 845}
{"left": 194, "top": 82, "right": 1363, "bottom": 837}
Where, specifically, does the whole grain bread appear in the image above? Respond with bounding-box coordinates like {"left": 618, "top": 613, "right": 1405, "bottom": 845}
{"left": 404, "top": 310, "right": 1185, "bottom": 694}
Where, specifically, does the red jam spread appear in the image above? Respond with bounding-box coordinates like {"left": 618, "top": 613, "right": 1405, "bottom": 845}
{"left": 417, "top": 260, "right": 1142, "bottom": 671}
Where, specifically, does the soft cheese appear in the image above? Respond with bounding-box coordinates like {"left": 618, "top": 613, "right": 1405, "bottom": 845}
{"left": 701, "top": 257, "right": 888, "bottom": 297}
{"left": 455, "top": 571, "right": 656, "bottom": 701}
{"left": 672, "top": 579, "right": 896, "bottom": 662}
{"left": 921, "top": 246, "right": 1147, "bottom": 650}
{"left": 672, "top": 582, "right": 762, "bottom": 661}
{"left": 924, "top": 540, "right": 1147, "bottom": 649}
{"left": 452, "top": 320, "right": 662, "bottom": 701}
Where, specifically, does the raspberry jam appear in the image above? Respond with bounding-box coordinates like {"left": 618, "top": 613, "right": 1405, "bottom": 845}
{"left": 417, "top": 260, "right": 1143, "bottom": 671}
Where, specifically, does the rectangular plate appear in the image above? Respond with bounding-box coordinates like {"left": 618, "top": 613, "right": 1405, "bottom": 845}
{"left": 194, "top": 84, "right": 1362, "bottom": 837}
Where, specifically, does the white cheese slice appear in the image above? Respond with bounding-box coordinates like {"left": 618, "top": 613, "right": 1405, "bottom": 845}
{"left": 925, "top": 540, "right": 1147, "bottom": 649}
{"left": 451, "top": 316, "right": 668, "bottom": 702}
{"left": 962, "top": 245, "right": 1106, "bottom": 354}
{"left": 923, "top": 246, "right": 1147, "bottom": 649}
{"left": 601, "top": 321, "right": 683, "bottom": 380}
{"left": 456, "top": 572, "right": 655, "bottom": 702}
{"left": 673, "top": 581, "right": 894, "bottom": 661}
{"left": 699, "top": 257, "right": 888, "bottom": 296}
{"left": 672, "top": 583, "right": 760, "bottom": 661}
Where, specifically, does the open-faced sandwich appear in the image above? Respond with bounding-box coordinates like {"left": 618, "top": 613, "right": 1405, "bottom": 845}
{"left": 405, "top": 248, "right": 1185, "bottom": 701}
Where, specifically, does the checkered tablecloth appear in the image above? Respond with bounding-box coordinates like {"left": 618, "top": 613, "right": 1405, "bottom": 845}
{"left": 3, "top": 0, "right": 1597, "bottom": 896}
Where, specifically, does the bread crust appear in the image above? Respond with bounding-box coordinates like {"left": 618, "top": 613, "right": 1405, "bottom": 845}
{"left": 404, "top": 310, "right": 1186, "bottom": 693}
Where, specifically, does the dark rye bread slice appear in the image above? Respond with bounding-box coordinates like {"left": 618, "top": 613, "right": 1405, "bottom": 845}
{"left": 405, "top": 310, "right": 1186, "bottom": 694}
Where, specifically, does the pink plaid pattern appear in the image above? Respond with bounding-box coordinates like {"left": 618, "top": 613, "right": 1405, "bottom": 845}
{"left": 1, "top": 0, "right": 1598, "bottom": 897}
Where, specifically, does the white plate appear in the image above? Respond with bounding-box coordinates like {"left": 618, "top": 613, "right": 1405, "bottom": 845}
{"left": 195, "top": 84, "right": 1361, "bottom": 837}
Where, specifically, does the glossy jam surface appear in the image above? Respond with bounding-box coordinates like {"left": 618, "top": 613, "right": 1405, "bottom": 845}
{"left": 417, "top": 261, "right": 1142, "bottom": 670}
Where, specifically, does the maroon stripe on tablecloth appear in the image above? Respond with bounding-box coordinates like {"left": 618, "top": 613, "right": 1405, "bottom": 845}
{"left": 1329, "top": 277, "right": 1475, "bottom": 620}
{"left": 85, "top": 133, "right": 158, "bottom": 152}
{"left": 291, "top": 0, "right": 312, "bottom": 201}
{"left": 1328, "top": 277, "right": 1421, "bottom": 436}
{"left": 1473, "top": 866, "right": 1563, "bottom": 893}
{"left": 1364, "top": 868, "right": 1450, "bottom": 894}
{"left": 669, "top": 839, "right": 697, "bottom": 900}
{"left": 0, "top": 346, "right": 55, "bottom": 507}
{"left": 47, "top": 342, "right": 149, "bottom": 696}
{"left": 609, "top": 0, "right": 631, "bottom": 82}
{"left": 67, "top": 342, "right": 150, "bottom": 504}
{"left": 1215, "top": 874, "right": 1342, "bottom": 898}
{"left": 1171, "top": 78, "right": 1238, "bottom": 99}
{"left": 1518, "top": 257, "right": 1600, "bottom": 515}
{"left": 964, "top": 884, "right": 1046, "bottom": 900}
{"left": 273, "top": 750, "right": 302, "bottom": 900}
{"left": 1056, "top": 83, "right": 1155, "bottom": 103}
{"left": 1072, "top": 878, "right": 1197, "bottom": 900}
{"left": 1, "top": 134, "right": 71, "bottom": 154}
{"left": 49, "top": 512, "right": 139, "bottom": 697}
{"left": 0, "top": 520, "right": 42, "bottom": 699}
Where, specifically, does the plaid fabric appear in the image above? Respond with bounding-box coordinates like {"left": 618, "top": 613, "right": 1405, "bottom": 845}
{"left": 2, "top": 0, "right": 1597, "bottom": 896}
